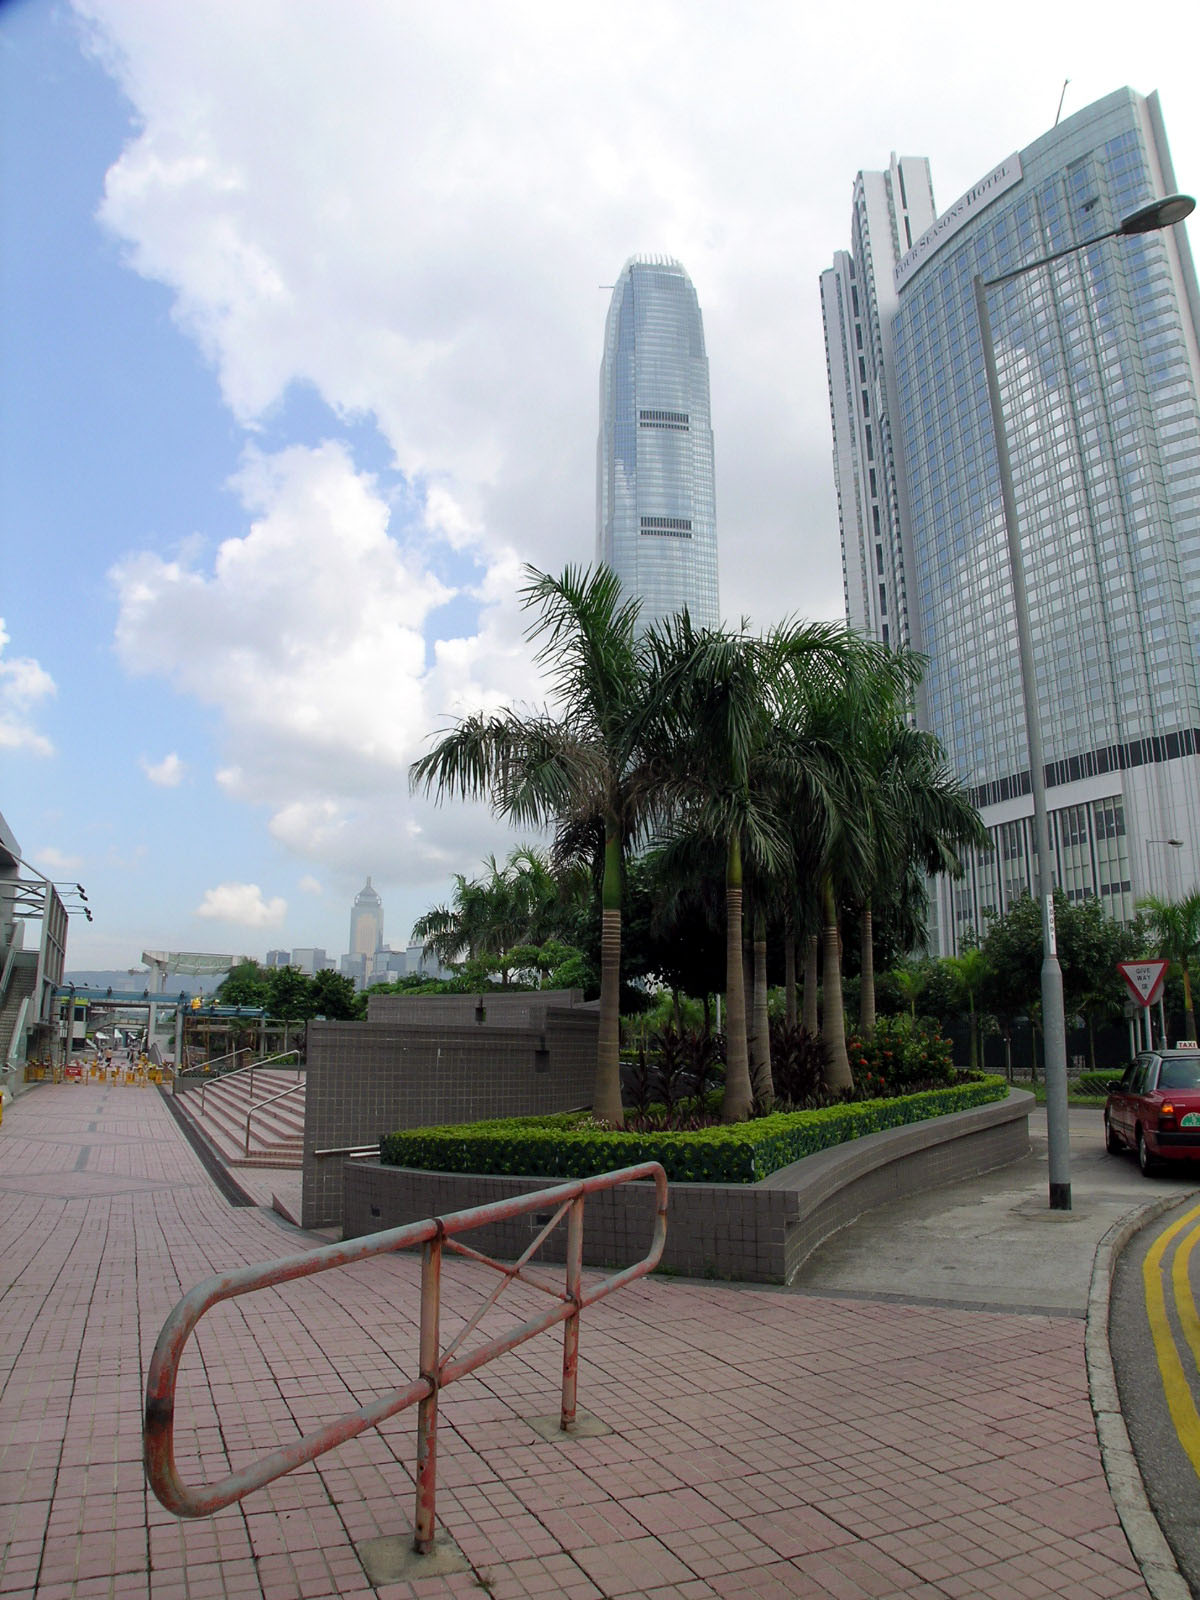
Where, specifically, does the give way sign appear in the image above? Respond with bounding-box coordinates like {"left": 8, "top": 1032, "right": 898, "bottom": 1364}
{"left": 1117, "top": 960, "right": 1170, "bottom": 1007}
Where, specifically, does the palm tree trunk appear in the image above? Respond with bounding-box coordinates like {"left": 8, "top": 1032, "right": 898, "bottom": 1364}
{"left": 593, "top": 825, "right": 624, "bottom": 1127}
{"left": 820, "top": 873, "right": 854, "bottom": 1091}
{"left": 752, "top": 908, "right": 773, "bottom": 1107}
{"left": 784, "top": 925, "right": 797, "bottom": 1028}
{"left": 723, "top": 834, "right": 753, "bottom": 1122}
{"left": 859, "top": 900, "right": 875, "bottom": 1033}
{"left": 803, "top": 933, "right": 820, "bottom": 1036}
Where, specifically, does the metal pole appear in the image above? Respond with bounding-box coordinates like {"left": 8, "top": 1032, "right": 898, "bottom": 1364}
{"left": 561, "top": 1196, "right": 584, "bottom": 1430}
{"left": 413, "top": 1236, "right": 442, "bottom": 1554}
{"left": 974, "top": 272, "right": 1072, "bottom": 1210}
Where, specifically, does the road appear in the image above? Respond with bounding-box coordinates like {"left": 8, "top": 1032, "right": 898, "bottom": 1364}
{"left": 1112, "top": 1195, "right": 1200, "bottom": 1593}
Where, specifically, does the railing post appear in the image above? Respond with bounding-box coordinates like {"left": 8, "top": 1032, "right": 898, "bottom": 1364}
{"left": 413, "top": 1234, "right": 443, "bottom": 1554}
{"left": 560, "top": 1194, "right": 584, "bottom": 1431}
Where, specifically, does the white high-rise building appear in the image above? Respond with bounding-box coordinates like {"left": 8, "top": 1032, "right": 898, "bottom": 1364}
{"left": 822, "top": 88, "right": 1200, "bottom": 953}
{"left": 596, "top": 257, "right": 719, "bottom": 632}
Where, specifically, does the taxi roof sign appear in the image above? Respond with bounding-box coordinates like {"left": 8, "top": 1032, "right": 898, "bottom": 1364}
{"left": 1117, "top": 960, "right": 1170, "bottom": 1006}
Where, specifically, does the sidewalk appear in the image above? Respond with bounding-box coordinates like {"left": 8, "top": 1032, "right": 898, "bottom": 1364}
{"left": 0, "top": 1083, "right": 1152, "bottom": 1599}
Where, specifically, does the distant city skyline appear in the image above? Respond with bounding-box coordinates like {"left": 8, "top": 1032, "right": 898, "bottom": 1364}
{"left": 596, "top": 257, "right": 719, "bottom": 631}
{"left": 822, "top": 86, "right": 1200, "bottom": 954}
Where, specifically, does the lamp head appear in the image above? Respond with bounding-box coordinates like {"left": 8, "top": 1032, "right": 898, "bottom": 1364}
{"left": 1119, "top": 194, "right": 1195, "bottom": 235}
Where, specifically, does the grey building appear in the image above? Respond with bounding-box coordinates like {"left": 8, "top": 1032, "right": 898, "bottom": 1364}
{"left": 822, "top": 88, "right": 1200, "bottom": 952}
{"left": 596, "top": 256, "right": 719, "bottom": 632}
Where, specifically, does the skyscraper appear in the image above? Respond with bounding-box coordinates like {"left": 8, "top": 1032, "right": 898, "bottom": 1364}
{"left": 596, "top": 256, "right": 719, "bottom": 631}
{"left": 822, "top": 88, "right": 1200, "bottom": 953}
{"left": 348, "top": 878, "right": 383, "bottom": 960}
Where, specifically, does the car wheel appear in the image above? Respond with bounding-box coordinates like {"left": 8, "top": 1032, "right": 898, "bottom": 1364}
{"left": 1105, "top": 1115, "right": 1122, "bottom": 1155}
{"left": 1138, "top": 1129, "right": 1159, "bottom": 1177}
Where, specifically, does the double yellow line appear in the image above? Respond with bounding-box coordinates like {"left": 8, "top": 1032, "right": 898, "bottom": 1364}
{"left": 1144, "top": 1199, "right": 1200, "bottom": 1476}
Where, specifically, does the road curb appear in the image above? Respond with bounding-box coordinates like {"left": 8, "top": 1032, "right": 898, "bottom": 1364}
{"left": 1086, "top": 1193, "right": 1194, "bottom": 1600}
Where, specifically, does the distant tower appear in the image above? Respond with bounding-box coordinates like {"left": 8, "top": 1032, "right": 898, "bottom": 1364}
{"left": 596, "top": 256, "right": 719, "bottom": 632}
{"left": 348, "top": 878, "right": 383, "bottom": 959}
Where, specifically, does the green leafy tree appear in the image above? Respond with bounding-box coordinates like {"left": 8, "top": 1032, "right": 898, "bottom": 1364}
{"left": 310, "top": 969, "right": 358, "bottom": 1020}
{"left": 1137, "top": 890, "right": 1200, "bottom": 1041}
{"left": 265, "top": 965, "right": 317, "bottom": 1022}
{"left": 216, "top": 960, "right": 268, "bottom": 1008}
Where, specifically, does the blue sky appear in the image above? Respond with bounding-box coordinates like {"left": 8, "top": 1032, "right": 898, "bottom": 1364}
{"left": 3, "top": 0, "right": 1197, "bottom": 973}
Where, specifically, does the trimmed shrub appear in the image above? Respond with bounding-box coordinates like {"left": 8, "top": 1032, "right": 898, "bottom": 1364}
{"left": 846, "top": 1013, "right": 955, "bottom": 1091}
{"left": 378, "top": 1075, "right": 1008, "bottom": 1186}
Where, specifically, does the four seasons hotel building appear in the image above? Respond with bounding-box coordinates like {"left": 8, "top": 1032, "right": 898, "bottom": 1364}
{"left": 822, "top": 88, "right": 1200, "bottom": 954}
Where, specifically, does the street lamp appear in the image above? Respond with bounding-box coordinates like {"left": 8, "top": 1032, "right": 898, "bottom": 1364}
{"left": 1146, "top": 838, "right": 1184, "bottom": 900}
{"left": 973, "top": 191, "right": 1195, "bottom": 1212}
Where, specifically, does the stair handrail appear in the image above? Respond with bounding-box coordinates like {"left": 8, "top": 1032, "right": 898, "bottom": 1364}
{"left": 197, "top": 1049, "right": 301, "bottom": 1116}
{"left": 144, "top": 1162, "right": 668, "bottom": 1555}
{"left": 180, "top": 1046, "right": 241, "bottom": 1079}
{"left": 243, "top": 1078, "right": 305, "bottom": 1157}
{"left": 4, "top": 995, "right": 30, "bottom": 1069}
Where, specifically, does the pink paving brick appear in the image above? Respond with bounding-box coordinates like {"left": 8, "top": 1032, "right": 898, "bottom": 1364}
{"left": 0, "top": 1083, "right": 1155, "bottom": 1600}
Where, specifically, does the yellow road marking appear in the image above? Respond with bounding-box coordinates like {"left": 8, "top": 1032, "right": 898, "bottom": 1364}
{"left": 1144, "top": 1200, "right": 1200, "bottom": 1478}
{"left": 1172, "top": 1217, "right": 1200, "bottom": 1376}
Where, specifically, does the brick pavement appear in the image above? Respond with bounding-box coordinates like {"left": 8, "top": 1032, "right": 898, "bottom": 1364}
{"left": 0, "top": 1084, "right": 1150, "bottom": 1599}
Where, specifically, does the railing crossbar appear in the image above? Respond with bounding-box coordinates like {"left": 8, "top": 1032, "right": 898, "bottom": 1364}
{"left": 439, "top": 1200, "right": 572, "bottom": 1364}
{"left": 444, "top": 1235, "right": 566, "bottom": 1301}
{"left": 144, "top": 1163, "right": 667, "bottom": 1556}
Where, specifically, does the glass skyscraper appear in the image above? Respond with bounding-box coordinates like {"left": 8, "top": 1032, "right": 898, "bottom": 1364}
{"left": 596, "top": 257, "right": 719, "bottom": 631}
{"left": 823, "top": 88, "right": 1200, "bottom": 953}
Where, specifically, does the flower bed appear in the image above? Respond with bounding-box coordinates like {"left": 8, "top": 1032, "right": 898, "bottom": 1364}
{"left": 378, "top": 1074, "right": 1008, "bottom": 1185}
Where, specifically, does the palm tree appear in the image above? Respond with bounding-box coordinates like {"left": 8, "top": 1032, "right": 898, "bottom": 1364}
{"left": 648, "top": 615, "right": 878, "bottom": 1114}
{"left": 412, "top": 847, "right": 581, "bottom": 983}
{"left": 1137, "top": 890, "right": 1200, "bottom": 1041}
{"left": 945, "top": 947, "right": 989, "bottom": 1071}
{"left": 891, "top": 961, "right": 928, "bottom": 1020}
{"left": 410, "top": 565, "right": 667, "bottom": 1127}
{"left": 856, "top": 720, "right": 990, "bottom": 1030}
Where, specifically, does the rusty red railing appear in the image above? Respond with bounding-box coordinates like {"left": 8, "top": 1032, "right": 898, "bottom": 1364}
{"left": 144, "top": 1162, "right": 668, "bottom": 1554}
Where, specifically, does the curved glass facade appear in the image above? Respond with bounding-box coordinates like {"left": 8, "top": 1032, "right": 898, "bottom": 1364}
{"left": 596, "top": 257, "right": 719, "bottom": 631}
{"left": 824, "top": 89, "right": 1200, "bottom": 949}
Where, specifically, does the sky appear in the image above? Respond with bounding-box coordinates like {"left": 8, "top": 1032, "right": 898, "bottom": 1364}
{"left": 3, "top": 0, "right": 1198, "bottom": 974}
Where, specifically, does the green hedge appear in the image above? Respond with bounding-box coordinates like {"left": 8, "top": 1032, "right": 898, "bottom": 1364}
{"left": 378, "top": 1076, "right": 1009, "bottom": 1185}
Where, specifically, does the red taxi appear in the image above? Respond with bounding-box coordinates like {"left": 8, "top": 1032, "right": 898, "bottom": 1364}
{"left": 1105, "top": 1048, "right": 1200, "bottom": 1175}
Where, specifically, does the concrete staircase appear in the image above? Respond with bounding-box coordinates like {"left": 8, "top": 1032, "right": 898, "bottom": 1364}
{"left": 173, "top": 1068, "right": 305, "bottom": 1169}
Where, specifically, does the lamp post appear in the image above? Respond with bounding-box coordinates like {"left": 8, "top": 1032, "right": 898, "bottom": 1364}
{"left": 973, "top": 191, "right": 1195, "bottom": 1212}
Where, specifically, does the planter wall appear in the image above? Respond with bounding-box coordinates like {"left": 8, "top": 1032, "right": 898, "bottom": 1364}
{"left": 342, "top": 1089, "right": 1033, "bottom": 1284}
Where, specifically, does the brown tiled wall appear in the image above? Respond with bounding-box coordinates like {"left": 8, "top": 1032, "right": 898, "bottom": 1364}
{"left": 366, "top": 991, "right": 589, "bottom": 1028}
{"left": 302, "top": 1008, "right": 597, "bottom": 1229}
{"left": 341, "top": 1092, "right": 1032, "bottom": 1284}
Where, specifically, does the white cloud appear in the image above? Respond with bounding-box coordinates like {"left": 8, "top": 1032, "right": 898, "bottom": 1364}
{"left": 34, "top": 846, "right": 84, "bottom": 873}
{"left": 79, "top": 0, "right": 1200, "bottom": 904}
{"left": 140, "top": 751, "right": 185, "bottom": 786}
{"left": 196, "top": 882, "right": 287, "bottom": 928}
{"left": 0, "top": 619, "right": 56, "bottom": 756}
{"left": 110, "top": 439, "right": 533, "bottom": 886}
{"left": 298, "top": 875, "right": 322, "bottom": 895}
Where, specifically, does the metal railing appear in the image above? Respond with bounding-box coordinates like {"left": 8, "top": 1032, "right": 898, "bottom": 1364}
{"left": 196, "top": 1050, "right": 301, "bottom": 1116}
{"left": 144, "top": 1162, "right": 668, "bottom": 1553}
{"left": 243, "top": 1078, "right": 304, "bottom": 1156}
